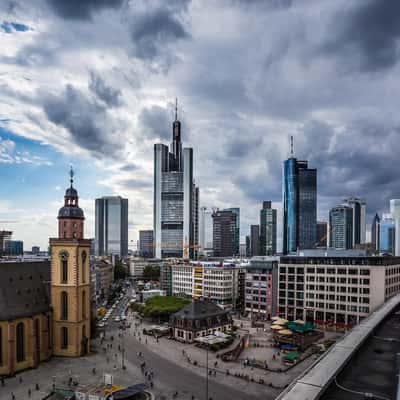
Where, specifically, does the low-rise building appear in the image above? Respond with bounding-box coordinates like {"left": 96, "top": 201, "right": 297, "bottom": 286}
{"left": 90, "top": 259, "right": 114, "bottom": 305}
{"left": 171, "top": 261, "right": 243, "bottom": 309}
{"left": 245, "top": 257, "right": 279, "bottom": 320}
{"left": 170, "top": 301, "right": 233, "bottom": 343}
{"left": 278, "top": 255, "right": 400, "bottom": 330}
{"left": 137, "top": 289, "right": 165, "bottom": 303}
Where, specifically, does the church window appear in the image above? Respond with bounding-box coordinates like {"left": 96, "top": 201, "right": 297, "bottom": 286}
{"left": 16, "top": 322, "right": 25, "bottom": 362}
{"left": 61, "top": 327, "right": 68, "bottom": 349}
{"left": 61, "top": 291, "right": 68, "bottom": 320}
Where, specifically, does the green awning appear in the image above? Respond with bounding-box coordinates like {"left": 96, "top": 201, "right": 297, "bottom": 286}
{"left": 284, "top": 351, "right": 300, "bottom": 361}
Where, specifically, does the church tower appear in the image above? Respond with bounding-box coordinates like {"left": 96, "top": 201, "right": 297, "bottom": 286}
{"left": 50, "top": 168, "right": 91, "bottom": 356}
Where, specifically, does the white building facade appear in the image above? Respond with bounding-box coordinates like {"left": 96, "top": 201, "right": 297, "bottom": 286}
{"left": 278, "top": 255, "right": 400, "bottom": 331}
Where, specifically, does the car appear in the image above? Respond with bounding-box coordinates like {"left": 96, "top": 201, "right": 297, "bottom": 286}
{"left": 97, "top": 322, "right": 105, "bottom": 328}
{"left": 121, "top": 315, "right": 127, "bottom": 321}
{"left": 114, "top": 316, "right": 121, "bottom": 322}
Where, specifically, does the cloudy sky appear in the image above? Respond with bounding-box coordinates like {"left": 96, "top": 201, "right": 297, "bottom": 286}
{"left": 0, "top": 0, "right": 399, "bottom": 250}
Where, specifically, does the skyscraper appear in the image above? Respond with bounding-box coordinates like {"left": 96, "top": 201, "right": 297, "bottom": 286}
{"left": 250, "top": 225, "right": 260, "bottom": 256}
{"left": 95, "top": 196, "right": 128, "bottom": 257}
{"left": 224, "top": 207, "right": 240, "bottom": 255}
{"left": 371, "top": 213, "right": 380, "bottom": 251}
{"left": 153, "top": 100, "right": 199, "bottom": 259}
{"left": 316, "top": 221, "right": 328, "bottom": 248}
{"left": 344, "top": 197, "right": 366, "bottom": 245}
{"left": 212, "top": 210, "right": 237, "bottom": 257}
{"left": 283, "top": 150, "right": 317, "bottom": 254}
{"left": 390, "top": 199, "right": 400, "bottom": 256}
{"left": 199, "top": 207, "right": 213, "bottom": 256}
{"left": 139, "top": 230, "right": 154, "bottom": 258}
{"left": 379, "top": 214, "right": 395, "bottom": 255}
{"left": 259, "top": 201, "right": 277, "bottom": 256}
{"left": 329, "top": 205, "right": 353, "bottom": 250}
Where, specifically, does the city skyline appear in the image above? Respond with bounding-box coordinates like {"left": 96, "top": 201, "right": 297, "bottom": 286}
{"left": 2, "top": 1, "right": 400, "bottom": 250}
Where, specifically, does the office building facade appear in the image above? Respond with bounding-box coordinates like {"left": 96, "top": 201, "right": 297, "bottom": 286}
{"left": 171, "top": 261, "right": 243, "bottom": 309}
{"left": 250, "top": 225, "right": 260, "bottom": 257}
{"left": 245, "top": 257, "right": 278, "bottom": 320}
{"left": 199, "top": 207, "right": 214, "bottom": 256}
{"left": 390, "top": 199, "right": 400, "bottom": 256}
{"left": 153, "top": 103, "right": 199, "bottom": 259}
{"left": 212, "top": 210, "right": 237, "bottom": 257}
{"left": 329, "top": 205, "right": 353, "bottom": 250}
{"left": 224, "top": 208, "right": 240, "bottom": 255}
{"left": 344, "top": 197, "right": 366, "bottom": 246}
{"left": 259, "top": 201, "right": 277, "bottom": 256}
{"left": 4, "top": 240, "right": 23, "bottom": 256}
{"left": 316, "top": 221, "right": 328, "bottom": 248}
{"left": 380, "top": 214, "right": 395, "bottom": 255}
{"left": 139, "top": 230, "right": 154, "bottom": 258}
{"left": 278, "top": 255, "right": 400, "bottom": 331}
{"left": 95, "top": 196, "right": 128, "bottom": 257}
{"left": 283, "top": 157, "right": 317, "bottom": 254}
{"left": 371, "top": 213, "right": 380, "bottom": 251}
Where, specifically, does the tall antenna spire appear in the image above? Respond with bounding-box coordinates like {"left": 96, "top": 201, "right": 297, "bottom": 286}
{"left": 290, "top": 135, "right": 294, "bottom": 157}
{"left": 175, "top": 97, "right": 178, "bottom": 121}
{"left": 69, "top": 165, "right": 74, "bottom": 187}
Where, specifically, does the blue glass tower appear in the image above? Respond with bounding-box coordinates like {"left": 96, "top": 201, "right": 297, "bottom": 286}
{"left": 283, "top": 157, "right": 317, "bottom": 254}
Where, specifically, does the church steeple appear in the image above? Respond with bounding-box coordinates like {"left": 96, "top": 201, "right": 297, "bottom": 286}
{"left": 58, "top": 168, "right": 84, "bottom": 239}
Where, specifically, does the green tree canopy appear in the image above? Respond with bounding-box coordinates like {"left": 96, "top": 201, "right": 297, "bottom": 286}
{"left": 143, "top": 265, "right": 160, "bottom": 281}
{"left": 141, "top": 296, "right": 190, "bottom": 319}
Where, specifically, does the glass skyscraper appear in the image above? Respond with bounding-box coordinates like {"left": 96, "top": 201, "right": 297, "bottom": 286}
{"left": 259, "top": 201, "right": 277, "bottom": 256}
{"left": 224, "top": 207, "right": 240, "bottom": 255}
{"left": 283, "top": 157, "right": 317, "bottom": 254}
{"left": 153, "top": 102, "right": 199, "bottom": 259}
{"left": 329, "top": 205, "right": 353, "bottom": 250}
{"left": 379, "top": 214, "right": 395, "bottom": 255}
{"left": 95, "top": 196, "right": 128, "bottom": 257}
{"left": 344, "top": 197, "right": 366, "bottom": 246}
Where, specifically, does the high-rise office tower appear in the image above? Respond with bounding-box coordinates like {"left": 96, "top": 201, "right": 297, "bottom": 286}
{"left": 153, "top": 100, "right": 199, "bottom": 259}
{"left": 199, "top": 207, "right": 214, "bottom": 256}
{"left": 139, "top": 230, "right": 154, "bottom": 258}
{"left": 250, "top": 225, "right": 260, "bottom": 256}
{"left": 225, "top": 207, "right": 240, "bottom": 255}
{"left": 316, "top": 221, "right": 328, "bottom": 248}
{"left": 95, "top": 196, "right": 128, "bottom": 257}
{"left": 371, "top": 213, "right": 380, "bottom": 251}
{"left": 390, "top": 199, "right": 400, "bottom": 256}
{"left": 379, "top": 213, "right": 395, "bottom": 255}
{"left": 282, "top": 143, "right": 317, "bottom": 254}
{"left": 344, "top": 197, "right": 366, "bottom": 246}
{"left": 329, "top": 205, "right": 353, "bottom": 249}
{"left": 212, "top": 210, "right": 237, "bottom": 257}
{"left": 245, "top": 235, "right": 251, "bottom": 257}
{"left": 259, "top": 201, "right": 277, "bottom": 256}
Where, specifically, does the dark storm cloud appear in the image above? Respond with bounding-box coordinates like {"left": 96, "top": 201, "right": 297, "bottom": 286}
{"left": 117, "top": 177, "right": 152, "bottom": 189}
{"left": 46, "top": 0, "right": 124, "bottom": 20}
{"left": 119, "top": 163, "right": 138, "bottom": 172}
{"left": 89, "top": 71, "right": 122, "bottom": 107}
{"left": 321, "top": 0, "right": 400, "bottom": 72}
{"left": 130, "top": 7, "right": 189, "bottom": 63}
{"left": 138, "top": 105, "right": 171, "bottom": 141}
{"left": 295, "top": 119, "right": 400, "bottom": 218}
{"left": 42, "top": 84, "right": 122, "bottom": 157}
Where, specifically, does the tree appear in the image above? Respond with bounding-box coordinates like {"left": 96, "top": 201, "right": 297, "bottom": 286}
{"left": 141, "top": 296, "right": 190, "bottom": 321}
{"left": 143, "top": 265, "right": 160, "bottom": 281}
{"left": 114, "top": 261, "right": 128, "bottom": 280}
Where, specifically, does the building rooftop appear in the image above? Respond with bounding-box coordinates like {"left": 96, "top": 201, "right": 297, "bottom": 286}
{"left": 173, "top": 301, "right": 227, "bottom": 320}
{"left": 0, "top": 260, "right": 51, "bottom": 320}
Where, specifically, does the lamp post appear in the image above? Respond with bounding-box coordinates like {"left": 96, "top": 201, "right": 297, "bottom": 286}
{"left": 206, "top": 345, "right": 209, "bottom": 400}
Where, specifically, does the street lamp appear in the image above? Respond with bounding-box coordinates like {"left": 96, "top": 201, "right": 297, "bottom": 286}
{"left": 206, "top": 345, "right": 209, "bottom": 400}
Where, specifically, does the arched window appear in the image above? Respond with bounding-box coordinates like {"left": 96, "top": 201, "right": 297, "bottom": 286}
{"left": 61, "top": 291, "right": 68, "bottom": 320}
{"left": 60, "top": 251, "right": 69, "bottom": 283}
{"left": 34, "top": 319, "right": 40, "bottom": 351}
{"left": 61, "top": 327, "right": 68, "bottom": 349}
{"left": 81, "top": 251, "right": 87, "bottom": 283}
{"left": 82, "top": 291, "right": 86, "bottom": 319}
{"left": 16, "top": 322, "right": 25, "bottom": 362}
